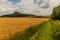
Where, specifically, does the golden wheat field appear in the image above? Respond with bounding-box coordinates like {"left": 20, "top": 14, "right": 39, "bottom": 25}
{"left": 0, "top": 18, "right": 49, "bottom": 39}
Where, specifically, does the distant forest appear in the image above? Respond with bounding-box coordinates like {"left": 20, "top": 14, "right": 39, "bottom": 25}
{"left": 1, "top": 11, "right": 49, "bottom": 18}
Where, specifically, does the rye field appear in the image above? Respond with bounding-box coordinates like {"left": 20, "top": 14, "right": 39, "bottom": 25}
{"left": 0, "top": 18, "right": 49, "bottom": 40}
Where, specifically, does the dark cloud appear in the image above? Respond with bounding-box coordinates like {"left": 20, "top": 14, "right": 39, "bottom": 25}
{"left": 33, "top": 0, "right": 50, "bottom": 9}
{"left": 33, "top": 0, "right": 37, "bottom": 3}
{"left": 33, "top": 0, "right": 43, "bottom": 5}
{"left": 40, "top": 3, "right": 50, "bottom": 9}
{"left": 38, "top": 0, "right": 44, "bottom": 6}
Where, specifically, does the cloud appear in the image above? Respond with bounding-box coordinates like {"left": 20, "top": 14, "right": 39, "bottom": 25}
{"left": 33, "top": 0, "right": 50, "bottom": 8}
{"left": 0, "top": 0, "right": 15, "bottom": 15}
{"left": 17, "top": 0, "right": 60, "bottom": 16}
{"left": 0, "top": 0, "right": 60, "bottom": 16}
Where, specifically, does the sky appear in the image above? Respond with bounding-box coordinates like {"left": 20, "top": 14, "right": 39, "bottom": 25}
{"left": 0, "top": 0, "right": 60, "bottom": 16}
{"left": 9, "top": 0, "right": 21, "bottom": 4}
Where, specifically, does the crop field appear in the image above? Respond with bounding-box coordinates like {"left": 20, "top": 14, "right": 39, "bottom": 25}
{"left": 0, "top": 18, "right": 49, "bottom": 39}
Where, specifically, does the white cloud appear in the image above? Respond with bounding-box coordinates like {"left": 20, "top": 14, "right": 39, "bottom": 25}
{"left": 17, "top": 0, "right": 60, "bottom": 16}
{"left": 0, "top": 0, "right": 15, "bottom": 16}
{"left": 0, "top": 0, "right": 60, "bottom": 16}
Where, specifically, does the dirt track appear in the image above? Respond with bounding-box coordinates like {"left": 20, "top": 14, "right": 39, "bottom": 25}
{"left": 0, "top": 18, "right": 49, "bottom": 39}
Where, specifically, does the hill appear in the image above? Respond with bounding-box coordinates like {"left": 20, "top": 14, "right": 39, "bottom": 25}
{"left": 1, "top": 12, "right": 42, "bottom": 18}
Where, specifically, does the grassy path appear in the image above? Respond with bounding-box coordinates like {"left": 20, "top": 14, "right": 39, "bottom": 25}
{"left": 37, "top": 22, "right": 54, "bottom": 40}
{"left": 29, "top": 21, "right": 54, "bottom": 40}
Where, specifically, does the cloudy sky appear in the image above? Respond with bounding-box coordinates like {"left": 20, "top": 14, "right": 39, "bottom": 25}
{"left": 0, "top": 0, "right": 60, "bottom": 16}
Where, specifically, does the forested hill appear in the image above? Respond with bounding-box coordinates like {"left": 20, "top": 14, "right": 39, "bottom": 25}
{"left": 1, "top": 12, "right": 42, "bottom": 18}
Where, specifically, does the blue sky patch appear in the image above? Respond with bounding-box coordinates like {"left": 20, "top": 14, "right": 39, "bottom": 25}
{"left": 8, "top": 0, "right": 21, "bottom": 4}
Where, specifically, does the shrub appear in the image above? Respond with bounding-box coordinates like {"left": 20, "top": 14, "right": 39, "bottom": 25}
{"left": 51, "top": 5, "right": 60, "bottom": 20}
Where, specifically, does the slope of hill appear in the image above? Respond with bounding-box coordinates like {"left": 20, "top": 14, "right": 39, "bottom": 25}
{"left": 1, "top": 12, "right": 41, "bottom": 18}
